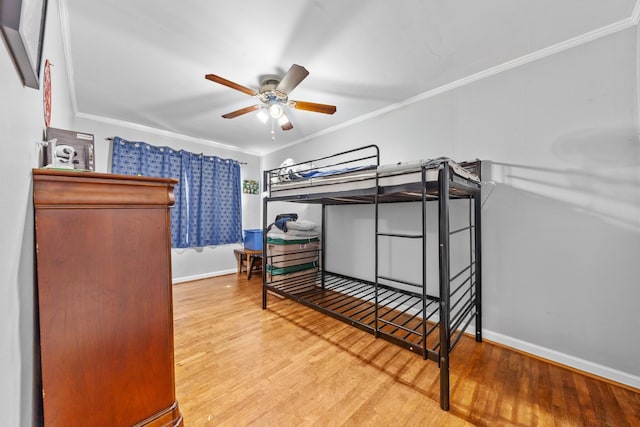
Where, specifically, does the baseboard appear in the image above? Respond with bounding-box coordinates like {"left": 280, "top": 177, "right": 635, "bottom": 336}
{"left": 483, "top": 330, "right": 640, "bottom": 391}
{"left": 172, "top": 269, "right": 236, "bottom": 284}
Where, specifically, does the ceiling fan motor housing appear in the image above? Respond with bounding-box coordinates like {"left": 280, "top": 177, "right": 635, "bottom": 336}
{"left": 259, "top": 77, "right": 288, "bottom": 104}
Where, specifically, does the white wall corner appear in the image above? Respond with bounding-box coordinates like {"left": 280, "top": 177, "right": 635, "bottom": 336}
{"left": 57, "top": 0, "right": 78, "bottom": 116}
{"left": 636, "top": 14, "right": 640, "bottom": 139}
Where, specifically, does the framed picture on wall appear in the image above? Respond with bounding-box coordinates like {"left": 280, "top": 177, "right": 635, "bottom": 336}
{"left": 0, "top": 0, "right": 48, "bottom": 89}
{"left": 243, "top": 179, "right": 259, "bottom": 194}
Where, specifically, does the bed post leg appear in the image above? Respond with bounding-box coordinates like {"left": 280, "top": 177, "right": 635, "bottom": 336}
{"left": 474, "top": 190, "right": 482, "bottom": 342}
{"left": 262, "top": 286, "right": 267, "bottom": 310}
{"left": 321, "top": 204, "right": 326, "bottom": 290}
{"left": 438, "top": 163, "right": 451, "bottom": 411}
{"left": 262, "top": 172, "right": 268, "bottom": 310}
{"left": 440, "top": 356, "right": 450, "bottom": 410}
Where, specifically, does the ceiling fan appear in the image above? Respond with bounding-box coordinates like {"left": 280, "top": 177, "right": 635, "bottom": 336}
{"left": 205, "top": 64, "right": 336, "bottom": 132}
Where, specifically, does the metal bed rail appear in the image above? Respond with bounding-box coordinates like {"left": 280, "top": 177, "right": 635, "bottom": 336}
{"left": 263, "top": 145, "right": 380, "bottom": 198}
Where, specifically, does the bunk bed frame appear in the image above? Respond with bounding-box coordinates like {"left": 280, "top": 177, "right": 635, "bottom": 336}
{"left": 261, "top": 145, "right": 482, "bottom": 410}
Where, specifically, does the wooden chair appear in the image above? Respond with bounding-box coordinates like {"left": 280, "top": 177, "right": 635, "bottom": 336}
{"left": 234, "top": 248, "right": 263, "bottom": 279}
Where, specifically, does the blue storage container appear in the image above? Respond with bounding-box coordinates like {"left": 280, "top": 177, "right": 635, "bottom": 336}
{"left": 243, "top": 229, "right": 263, "bottom": 250}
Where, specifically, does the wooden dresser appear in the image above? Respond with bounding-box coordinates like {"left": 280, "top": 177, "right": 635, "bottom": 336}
{"left": 33, "top": 170, "right": 183, "bottom": 427}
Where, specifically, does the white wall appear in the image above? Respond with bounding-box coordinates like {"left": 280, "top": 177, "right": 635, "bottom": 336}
{"left": 263, "top": 28, "right": 640, "bottom": 387}
{"left": 0, "top": 1, "right": 76, "bottom": 425}
{"left": 1, "top": 1, "right": 263, "bottom": 423}
{"left": 73, "top": 116, "right": 263, "bottom": 282}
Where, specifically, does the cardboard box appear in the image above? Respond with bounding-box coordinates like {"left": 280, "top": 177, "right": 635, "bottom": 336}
{"left": 267, "top": 241, "right": 319, "bottom": 268}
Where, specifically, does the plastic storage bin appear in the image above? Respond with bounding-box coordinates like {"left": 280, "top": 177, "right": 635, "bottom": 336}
{"left": 267, "top": 240, "right": 319, "bottom": 268}
{"left": 243, "top": 229, "right": 263, "bottom": 250}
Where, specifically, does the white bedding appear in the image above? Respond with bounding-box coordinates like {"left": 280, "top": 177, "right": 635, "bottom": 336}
{"left": 267, "top": 229, "right": 320, "bottom": 240}
{"left": 268, "top": 158, "right": 479, "bottom": 197}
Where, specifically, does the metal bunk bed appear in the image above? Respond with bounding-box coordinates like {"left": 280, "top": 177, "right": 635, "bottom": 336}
{"left": 261, "top": 144, "right": 482, "bottom": 410}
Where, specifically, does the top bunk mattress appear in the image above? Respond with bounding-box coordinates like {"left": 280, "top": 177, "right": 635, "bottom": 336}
{"left": 268, "top": 158, "right": 480, "bottom": 198}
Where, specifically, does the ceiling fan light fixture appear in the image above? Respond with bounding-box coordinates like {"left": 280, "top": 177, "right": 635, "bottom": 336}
{"left": 269, "top": 103, "right": 284, "bottom": 119}
{"left": 256, "top": 108, "right": 269, "bottom": 123}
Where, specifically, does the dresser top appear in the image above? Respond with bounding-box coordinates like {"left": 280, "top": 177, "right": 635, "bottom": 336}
{"left": 33, "top": 169, "right": 177, "bottom": 207}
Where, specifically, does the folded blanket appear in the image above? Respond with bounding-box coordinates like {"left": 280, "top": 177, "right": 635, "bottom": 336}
{"left": 266, "top": 236, "right": 319, "bottom": 245}
{"left": 267, "top": 229, "right": 319, "bottom": 240}
{"left": 271, "top": 218, "right": 318, "bottom": 233}
{"left": 285, "top": 219, "right": 318, "bottom": 231}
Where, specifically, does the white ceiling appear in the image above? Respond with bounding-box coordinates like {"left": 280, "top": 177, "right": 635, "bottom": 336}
{"left": 61, "top": 0, "right": 638, "bottom": 155}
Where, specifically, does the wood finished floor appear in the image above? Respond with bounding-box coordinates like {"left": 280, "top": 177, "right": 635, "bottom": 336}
{"left": 172, "top": 274, "right": 640, "bottom": 426}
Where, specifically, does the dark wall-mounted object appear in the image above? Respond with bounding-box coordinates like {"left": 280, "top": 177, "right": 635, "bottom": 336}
{"left": 0, "top": 0, "right": 48, "bottom": 88}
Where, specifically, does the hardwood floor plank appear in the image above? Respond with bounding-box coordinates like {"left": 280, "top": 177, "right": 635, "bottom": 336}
{"left": 173, "top": 275, "right": 640, "bottom": 426}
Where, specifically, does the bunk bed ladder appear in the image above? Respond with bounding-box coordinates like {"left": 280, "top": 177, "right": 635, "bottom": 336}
{"left": 373, "top": 166, "right": 430, "bottom": 359}
{"left": 321, "top": 204, "right": 327, "bottom": 290}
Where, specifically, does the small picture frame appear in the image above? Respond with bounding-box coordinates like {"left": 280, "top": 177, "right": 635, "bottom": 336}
{"left": 243, "top": 179, "right": 259, "bottom": 194}
{"left": 0, "top": 0, "right": 48, "bottom": 89}
{"left": 44, "top": 127, "right": 95, "bottom": 171}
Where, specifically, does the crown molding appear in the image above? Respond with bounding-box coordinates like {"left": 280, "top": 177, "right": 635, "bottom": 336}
{"left": 76, "top": 112, "right": 261, "bottom": 156}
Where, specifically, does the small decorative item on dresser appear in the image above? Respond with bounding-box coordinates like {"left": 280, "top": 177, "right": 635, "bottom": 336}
{"left": 44, "top": 127, "right": 94, "bottom": 171}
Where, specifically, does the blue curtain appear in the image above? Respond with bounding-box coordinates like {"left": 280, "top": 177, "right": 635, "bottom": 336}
{"left": 111, "top": 137, "right": 242, "bottom": 248}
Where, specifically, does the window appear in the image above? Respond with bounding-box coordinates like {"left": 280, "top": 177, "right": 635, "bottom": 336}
{"left": 111, "top": 137, "right": 242, "bottom": 248}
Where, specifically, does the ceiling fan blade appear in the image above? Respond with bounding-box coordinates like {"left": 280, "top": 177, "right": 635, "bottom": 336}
{"left": 275, "top": 64, "right": 309, "bottom": 95}
{"left": 222, "top": 105, "right": 260, "bottom": 119}
{"left": 289, "top": 100, "right": 336, "bottom": 115}
{"left": 205, "top": 74, "right": 257, "bottom": 96}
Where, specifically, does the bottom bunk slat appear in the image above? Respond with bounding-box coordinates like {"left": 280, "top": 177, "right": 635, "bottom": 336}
{"left": 264, "top": 270, "right": 442, "bottom": 359}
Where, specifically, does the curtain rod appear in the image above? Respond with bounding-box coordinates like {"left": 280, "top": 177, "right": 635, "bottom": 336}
{"left": 105, "top": 137, "right": 248, "bottom": 164}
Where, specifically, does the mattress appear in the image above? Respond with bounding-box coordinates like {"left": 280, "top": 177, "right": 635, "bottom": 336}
{"left": 268, "top": 158, "right": 479, "bottom": 198}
